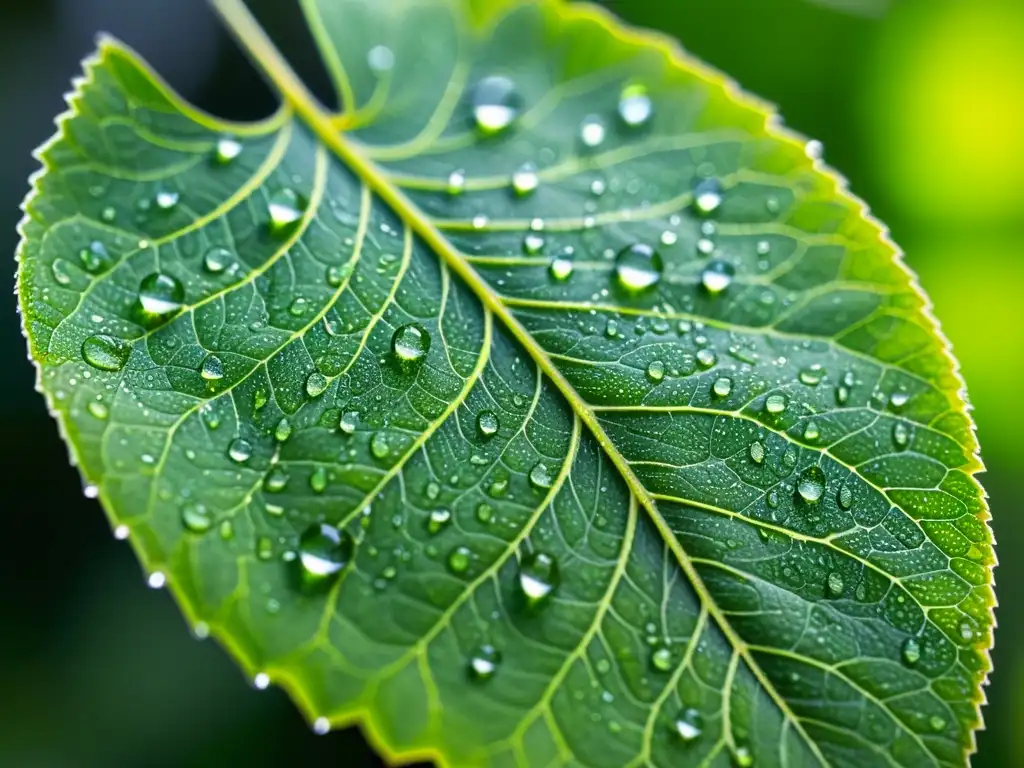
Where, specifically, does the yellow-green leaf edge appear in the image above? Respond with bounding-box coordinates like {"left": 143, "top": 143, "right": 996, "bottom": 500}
{"left": 13, "top": 0, "right": 995, "bottom": 766}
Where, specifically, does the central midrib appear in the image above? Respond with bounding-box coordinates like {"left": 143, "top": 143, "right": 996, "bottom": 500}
{"left": 208, "top": 0, "right": 829, "bottom": 763}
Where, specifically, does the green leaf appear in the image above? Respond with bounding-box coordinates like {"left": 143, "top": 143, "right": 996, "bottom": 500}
{"left": 17, "top": 0, "right": 993, "bottom": 766}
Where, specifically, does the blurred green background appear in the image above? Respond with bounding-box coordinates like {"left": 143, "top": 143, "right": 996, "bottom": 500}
{"left": 0, "top": 0, "right": 1019, "bottom": 765}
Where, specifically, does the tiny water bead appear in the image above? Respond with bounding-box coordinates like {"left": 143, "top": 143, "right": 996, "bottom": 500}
{"left": 428, "top": 509, "right": 451, "bottom": 535}
{"left": 298, "top": 524, "right": 354, "bottom": 581}
{"left": 797, "top": 466, "right": 826, "bottom": 503}
{"left": 902, "top": 636, "right": 922, "bottom": 666}
{"left": 523, "top": 233, "right": 545, "bottom": 254}
{"left": 579, "top": 115, "right": 606, "bottom": 147}
{"left": 712, "top": 377, "right": 733, "bottom": 398}
{"left": 468, "top": 644, "right": 501, "bottom": 680}
{"left": 733, "top": 745, "right": 754, "bottom": 768}
{"left": 203, "top": 246, "right": 233, "bottom": 274}
{"left": 448, "top": 545, "right": 472, "bottom": 574}
{"left": 674, "top": 708, "right": 703, "bottom": 742}
{"left": 155, "top": 188, "right": 179, "bottom": 210}
{"left": 512, "top": 163, "right": 539, "bottom": 196}
{"left": 476, "top": 410, "right": 499, "bottom": 438}
{"left": 200, "top": 355, "right": 224, "bottom": 381}
{"left": 765, "top": 393, "right": 787, "bottom": 415}
{"left": 651, "top": 645, "right": 674, "bottom": 671}
{"left": 618, "top": 82, "right": 653, "bottom": 127}
{"left": 87, "top": 400, "right": 109, "bottom": 420}
{"left": 227, "top": 438, "right": 252, "bottom": 463}
{"left": 529, "top": 462, "right": 553, "bottom": 490}
{"left": 799, "top": 364, "right": 825, "bottom": 387}
{"left": 181, "top": 503, "right": 213, "bottom": 533}
{"left": 147, "top": 572, "right": 167, "bottom": 589}
{"left": 803, "top": 421, "right": 820, "bottom": 442}
{"left": 447, "top": 169, "right": 466, "bottom": 196}
{"left": 82, "top": 334, "right": 130, "bottom": 372}
{"left": 470, "top": 75, "right": 522, "bottom": 134}
{"left": 517, "top": 551, "right": 560, "bottom": 606}
{"left": 614, "top": 244, "right": 663, "bottom": 292}
{"left": 305, "top": 371, "right": 329, "bottom": 398}
{"left": 548, "top": 254, "right": 574, "bottom": 281}
{"left": 339, "top": 411, "right": 358, "bottom": 435}
{"left": 267, "top": 188, "right": 306, "bottom": 233}
{"left": 137, "top": 272, "right": 185, "bottom": 319}
{"left": 892, "top": 422, "right": 911, "bottom": 449}
{"left": 700, "top": 260, "right": 734, "bottom": 295}
{"left": 693, "top": 178, "right": 723, "bottom": 215}
{"left": 214, "top": 136, "right": 242, "bottom": 164}
{"left": 646, "top": 360, "right": 666, "bottom": 382}
{"left": 391, "top": 323, "right": 431, "bottom": 367}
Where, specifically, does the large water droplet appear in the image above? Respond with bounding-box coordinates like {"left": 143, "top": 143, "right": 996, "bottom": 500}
{"left": 693, "top": 178, "right": 723, "bottom": 215}
{"left": 471, "top": 76, "right": 521, "bottom": 134}
{"left": 339, "top": 411, "right": 358, "bottom": 435}
{"left": 674, "top": 708, "right": 703, "bottom": 742}
{"left": 306, "top": 371, "right": 329, "bottom": 397}
{"left": 797, "top": 466, "right": 826, "bottom": 503}
{"left": 529, "top": 462, "right": 553, "bottom": 490}
{"left": 274, "top": 417, "right": 292, "bottom": 442}
{"left": 181, "top": 503, "right": 213, "bottom": 533}
{"left": 614, "top": 244, "right": 663, "bottom": 292}
{"left": 713, "top": 377, "right": 733, "bottom": 398}
{"left": 391, "top": 323, "right": 430, "bottom": 367}
{"left": 203, "top": 246, "right": 233, "bottom": 274}
{"left": 799, "top": 364, "right": 825, "bottom": 387}
{"left": 646, "top": 360, "right": 665, "bottom": 382}
{"left": 228, "top": 438, "right": 252, "bottom": 463}
{"left": 137, "top": 272, "right": 185, "bottom": 320}
{"left": 826, "top": 571, "right": 844, "bottom": 596}
{"left": 200, "top": 355, "right": 224, "bottom": 381}
{"left": 618, "top": 82, "right": 652, "bottom": 127}
{"left": 765, "top": 393, "right": 787, "bottom": 415}
{"left": 370, "top": 431, "right": 391, "bottom": 460}
{"left": 267, "top": 188, "right": 306, "bottom": 233}
{"left": 477, "top": 410, "right": 499, "bottom": 439}
{"left": 701, "top": 260, "right": 734, "bottom": 295}
{"left": 82, "top": 334, "right": 130, "bottom": 372}
{"left": 298, "top": 524, "right": 354, "bottom": 581}
{"left": 518, "top": 551, "right": 559, "bottom": 606}
{"left": 468, "top": 644, "right": 501, "bottom": 680}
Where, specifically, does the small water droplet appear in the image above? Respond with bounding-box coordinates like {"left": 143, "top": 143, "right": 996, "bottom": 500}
{"left": 181, "top": 503, "right": 213, "bottom": 533}
{"left": 651, "top": 645, "right": 674, "bottom": 671}
{"left": 447, "top": 169, "right": 466, "bottom": 196}
{"left": 901, "top": 636, "right": 922, "bottom": 666}
{"left": 765, "top": 393, "right": 787, "bottom": 415}
{"left": 367, "top": 44, "right": 394, "bottom": 72}
{"left": 530, "top": 462, "right": 553, "bottom": 490}
{"left": 137, "top": 272, "right": 185, "bottom": 320}
{"left": 155, "top": 188, "right": 179, "bottom": 210}
{"left": 214, "top": 136, "right": 242, "bottom": 164}
{"left": 228, "top": 438, "right": 252, "bottom": 463}
{"left": 147, "top": 571, "right": 166, "bottom": 589}
{"left": 200, "top": 355, "right": 224, "bottom": 381}
{"left": 264, "top": 466, "right": 289, "bottom": 492}
{"left": 797, "top": 466, "right": 826, "bottom": 503}
{"left": 749, "top": 440, "right": 765, "bottom": 464}
{"left": 837, "top": 483, "right": 853, "bottom": 509}
{"left": 313, "top": 717, "right": 330, "bottom": 735}
{"left": 82, "top": 334, "right": 130, "bottom": 372}
{"left": 427, "top": 509, "right": 451, "bottom": 535}
{"left": 803, "top": 421, "right": 820, "bottom": 442}
{"left": 78, "top": 241, "right": 112, "bottom": 274}
{"left": 733, "top": 744, "right": 754, "bottom": 768}
{"left": 101, "top": 206, "right": 116, "bottom": 222}
{"left": 618, "top": 82, "right": 652, "bottom": 127}
{"left": 306, "top": 371, "right": 329, "bottom": 397}
{"left": 448, "top": 545, "right": 472, "bottom": 574}
{"left": 799, "top": 364, "right": 825, "bottom": 387}
{"left": 674, "top": 708, "right": 703, "bottom": 742}
{"left": 391, "top": 323, "right": 431, "bottom": 367}
{"left": 889, "top": 391, "right": 910, "bottom": 410}
{"left": 929, "top": 715, "right": 945, "bottom": 733}
{"left": 826, "top": 571, "right": 844, "bottom": 596}
{"left": 512, "top": 163, "right": 539, "bottom": 196}
{"left": 580, "top": 115, "right": 606, "bottom": 147}
{"left": 549, "top": 254, "right": 573, "bottom": 281}
{"left": 253, "top": 672, "right": 270, "bottom": 690}
{"left": 713, "top": 377, "right": 733, "bottom": 398}
{"left": 477, "top": 410, "right": 499, "bottom": 438}
{"left": 308, "top": 465, "right": 328, "bottom": 493}
{"left": 696, "top": 348, "right": 717, "bottom": 369}
{"left": 646, "top": 360, "right": 665, "bottom": 382}
{"left": 203, "top": 246, "right": 232, "bottom": 274}
{"left": 615, "top": 244, "right": 663, "bottom": 292}
{"left": 298, "top": 524, "right": 354, "bottom": 581}
{"left": 274, "top": 417, "right": 292, "bottom": 442}
{"left": 468, "top": 644, "right": 501, "bottom": 679}
{"left": 471, "top": 75, "right": 521, "bottom": 134}
{"left": 701, "top": 260, "right": 734, "bottom": 294}
{"left": 693, "top": 178, "right": 723, "bottom": 215}
{"left": 518, "top": 551, "right": 559, "bottom": 606}
{"left": 87, "top": 400, "right": 109, "bottom": 420}
{"left": 370, "top": 431, "right": 391, "bottom": 460}
{"left": 892, "top": 422, "right": 911, "bottom": 449}
{"left": 339, "top": 411, "right": 358, "bottom": 435}
{"left": 267, "top": 188, "right": 306, "bottom": 233}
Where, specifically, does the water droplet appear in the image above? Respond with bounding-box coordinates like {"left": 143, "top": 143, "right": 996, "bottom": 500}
{"left": 391, "top": 323, "right": 430, "bottom": 367}
{"left": 765, "top": 393, "right": 787, "bottom": 415}
{"left": 749, "top": 440, "right": 765, "bottom": 464}
{"left": 78, "top": 241, "right": 112, "bottom": 274}
{"left": 447, "top": 169, "right": 466, "bottom": 196}
{"left": 827, "top": 571, "right": 844, "bottom": 596}
{"left": 87, "top": 400, "right": 109, "bottom": 420}
{"left": 476, "top": 410, "right": 499, "bottom": 438}
{"left": 901, "top": 636, "right": 922, "bottom": 666}
{"left": 614, "top": 244, "right": 663, "bottom": 292}
{"left": 803, "top": 421, "right": 820, "bottom": 442}
{"left": 892, "top": 422, "right": 911, "bottom": 449}
{"left": 181, "top": 503, "right": 213, "bottom": 533}
{"left": 274, "top": 418, "right": 292, "bottom": 442}
{"left": 471, "top": 75, "right": 521, "bottom": 134}
{"left": 799, "top": 364, "right": 825, "bottom": 387}
{"left": 468, "top": 644, "right": 501, "bottom": 679}
{"left": 512, "top": 163, "right": 539, "bottom": 196}
{"left": 929, "top": 715, "right": 945, "bottom": 732}
{"left": 253, "top": 672, "right": 270, "bottom": 690}
{"left": 306, "top": 465, "right": 327, "bottom": 493}
{"left": 305, "top": 371, "right": 329, "bottom": 397}
{"left": 214, "top": 136, "right": 242, "bottom": 164}
{"left": 313, "top": 717, "right": 330, "bottom": 735}
{"left": 837, "top": 483, "right": 853, "bottom": 510}
{"left": 147, "top": 571, "right": 166, "bottom": 589}
{"left": 101, "top": 206, "right": 117, "bottom": 222}
{"left": 549, "top": 254, "right": 573, "bottom": 281}
{"left": 733, "top": 745, "right": 754, "bottom": 768}
{"left": 267, "top": 188, "right": 306, "bottom": 233}
{"left": 137, "top": 272, "right": 185, "bottom": 319}
{"left": 51, "top": 258, "right": 73, "bottom": 285}
{"left": 448, "top": 545, "right": 472, "bottom": 574}
{"left": 339, "top": 411, "right": 358, "bottom": 435}
{"left": 203, "top": 246, "right": 232, "bottom": 274}
{"left": 579, "top": 115, "right": 606, "bottom": 147}
{"left": 82, "top": 334, "right": 130, "bottom": 372}
{"left": 367, "top": 44, "right": 394, "bottom": 73}
{"left": 201, "top": 355, "right": 224, "bottom": 381}
{"left": 713, "top": 377, "right": 733, "bottom": 398}
{"left": 693, "top": 178, "right": 723, "bottom": 215}
{"left": 289, "top": 297, "right": 308, "bottom": 316}
{"left": 529, "top": 462, "right": 553, "bottom": 490}
{"left": 696, "top": 348, "right": 717, "bottom": 369}
{"left": 264, "top": 466, "right": 289, "bottom": 492}
{"left": 522, "top": 233, "right": 545, "bottom": 255}
{"left": 701, "top": 260, "right": 734, "bottom": 295}
{"left": 797, "top": 466, "right": 826, "bottom": 503}
{"left": 228, "top": 438, "right": 252, "bottom": 463}
{"left": 518, "top": 551, "right": 559, "bottom": 606}
{"left": 618, "top": 82, "right": 652, "bottom": 127}
{"left": 155, "top": 188, "right": 179, "bottom": 210}
{"left": 890, "top": 391, "right": 910, "bottom": 410}
{"left": 646, "top": 360, "right": 665, "bottom": 382}
{"left": 298, "top": 524, "right": 354, "bottom": 581}
{"left": 370, "top": 431, "right": 391, "bottom": 460}
{"left": 674, "top": 708, "right": 703, "bottom": 742}
{"left": 651, "top": 645, "right": 674, "bottom": 671}
{"left": 428, "top": 509, "right": 451, "bottom": 535}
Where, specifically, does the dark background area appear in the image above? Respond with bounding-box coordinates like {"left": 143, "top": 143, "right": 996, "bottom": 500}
{"left": 1, "top": 0, "right": 1020, "bottom": 765}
